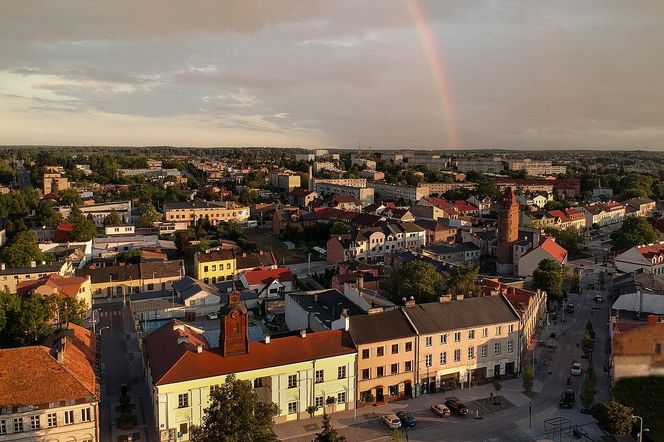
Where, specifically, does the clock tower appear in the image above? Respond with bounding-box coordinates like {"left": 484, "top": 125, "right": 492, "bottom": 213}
{"left": 219, "top": 290, "right": 249, "bottom": 356}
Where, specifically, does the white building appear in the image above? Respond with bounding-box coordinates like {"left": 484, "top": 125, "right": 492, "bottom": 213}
{"left": 615, "top": 242, "right": 664, "bottom": 275}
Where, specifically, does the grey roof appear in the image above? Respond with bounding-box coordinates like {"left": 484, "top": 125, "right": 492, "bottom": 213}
{"left": 403, "top": 295, "right": 519, "bottom": 334}
{"left": 424, "top": 242, "right": 480, "bottom": 254}
{"left": 348, "top": 309, "right": 416, "bottom": 345}
{"left": 130, "top": 297, "right": 184, "bottom": 313}
{"left": 289, "top": 289, "right": 364, "bottom": 326}
{"left": 163, "top": 200, "right": 239, "bottom": 210}
{"left": 612, "top": 292, "right": 664, "bottom": 315}
{"left": 172, "top": 276, "right": 219, "bottom": 301}
{"left": 0, "top": 261, "right": 66, "bottom": 275}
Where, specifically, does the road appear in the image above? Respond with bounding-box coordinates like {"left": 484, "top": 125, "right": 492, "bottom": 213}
{"left": 94, "top": 300, "right": 156, "bottom": 441}
{"left": 279, "top": 269, "right": 612, "bottom": 441}
{"left": 15, "top": 159, "right": 32, "bottom": 189}
{"left": 286, "top": 260, "right": 328, "bottom": 277}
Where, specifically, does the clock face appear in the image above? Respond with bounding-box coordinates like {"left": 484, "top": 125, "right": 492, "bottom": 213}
{"left": 230, "top": 309, "right": 240, "bottom": 319}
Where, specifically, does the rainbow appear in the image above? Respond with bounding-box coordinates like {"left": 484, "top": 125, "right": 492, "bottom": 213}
{"left": 407, "top": 0, "right": 461, "bottom": 149}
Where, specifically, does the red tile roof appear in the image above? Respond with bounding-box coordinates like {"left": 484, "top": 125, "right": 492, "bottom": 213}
{"left": 17, "top": 274, "right": 88, "bottom": 298}
{"left": 145, "top": 320, "right": 356, "bottom": 385}
{"left": 0, "top": 323, "right": 97, "bottom": 408}
{"left": 537, "top": 237, "right": 568, "bottom": 263}
{"left": 243, "top": 267, "right": 294, "bottom": 286}
{"left": 454, "top": 200, "right": 478, "bottom": 214}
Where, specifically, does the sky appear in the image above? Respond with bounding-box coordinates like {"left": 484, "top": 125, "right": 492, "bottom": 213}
{"left": 1, "top": 1, "right": 663, "bottom": 150}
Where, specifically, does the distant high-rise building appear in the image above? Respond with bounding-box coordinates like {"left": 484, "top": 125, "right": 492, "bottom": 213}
{"left": 497, "top": 187, "right": 519, "bottom": 275}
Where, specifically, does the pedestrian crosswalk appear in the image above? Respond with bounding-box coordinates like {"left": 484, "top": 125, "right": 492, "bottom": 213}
{"left": 98, "top": 310, "right": 122, "bottom": 317}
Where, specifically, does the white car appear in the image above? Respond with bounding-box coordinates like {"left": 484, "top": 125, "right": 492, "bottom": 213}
{"left": 382, "top": 414, "right": 402, "bottom": 429}
{"left": 431, "top": 403, "right": 451, "bottom": 417}
{"left": 570, "top": 362, "right": 582, "bottom": 376}
{"left": 208, "top": 312, "right": 218, "bottom": 320}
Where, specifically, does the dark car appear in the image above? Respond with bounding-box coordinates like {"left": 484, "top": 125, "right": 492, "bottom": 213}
{"left": 445, "top": 399, "right": 469, "bottom": 416}
{"left": 395, "top": 411, "right": 417, "bottom": 427}
{"left": 559, "top": 389, "right": 575, "bottom": 408}
{"left": 565, "top": 304, "right": 575, "bottom": 314}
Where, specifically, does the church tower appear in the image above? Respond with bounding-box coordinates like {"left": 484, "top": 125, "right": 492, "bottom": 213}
{"left": 497, "top": 187, "right": 519, "bottom": 275}
{"left": 219, "top": 289, "right": 249, "bottom": 356}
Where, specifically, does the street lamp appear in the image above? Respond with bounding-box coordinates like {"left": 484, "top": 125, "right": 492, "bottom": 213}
{"left": 98, "top": 326, "right": 110, "bottom": 336}
{"left": 92, "top": 308, "right": 101, "bottom": 334}
{"left": 632, "top": 415, "right": 644, "bottom": 442}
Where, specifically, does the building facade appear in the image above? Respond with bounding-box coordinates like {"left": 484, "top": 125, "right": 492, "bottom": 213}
{"left": 163, "top": 201, "right": 250, "bottom": 226}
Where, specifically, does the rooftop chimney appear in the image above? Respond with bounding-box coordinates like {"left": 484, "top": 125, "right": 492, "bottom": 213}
{"left": 0, "top": 263, "right": 4, "bottom": 270}
{"left": 300, "top": 329, "right": 307, "bottom": 338}
{"left": 456, "top": 294, "right": 464, "bottom": 301}
{"left": 356, "top": 274, "right": 364, "bottom": 290}
{"left": 30, "top": 261, "right": 36, "bottom": 268}
{"left": 341, "top": 308, "right": 350, "bottom": 331}
{"left": 264, "top": 335, "right": 271, "bottom": 344}
{"left": 56, "top": 341, "right": 66, "bottom": 364}
{"left": 196, "top": 345, "right": 203, "bottom": 354}
{"left": 404, "top": 296, "right": 416, "bottom": 308}
{"left": 439, "top": 295, "right": 452, "bottom": 303}
{"left": 367, "top": 307, "right": 383, "bottom": 315}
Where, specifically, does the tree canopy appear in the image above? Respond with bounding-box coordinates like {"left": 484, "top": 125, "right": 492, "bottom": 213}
{"left": 103, "top": 209, "right": 122, "bottom": 226}
{"left": 531, "top": 258, "right": 566, "bottom": 301}
{"left": 446, "top": 265, "right": 481, "bottom": 298}
{"left": 314, "top": 413, "right": 346, "bottom": 442}
{"left": 0, "top": 292, "right": 53, "bottom": 348}
{"left": 591, "top": 401, "right": 633, "bottom": 436}
{"left": 190, "top": 374, "right": 279, "bottom": 442}
{"left": 543, "top": 227, "right": 584, "bottom": 257}
{"left": 387, "top": 260, "right": 445, "bottom": 304}
{"left": 610, "top": 216, "right": 660, "bottom": 251}
{"left": 0, "top": 231, "right": 47, "bottom": 268}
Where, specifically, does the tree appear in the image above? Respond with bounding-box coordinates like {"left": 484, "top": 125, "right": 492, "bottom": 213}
{"left": 137, "top": 203, "right": 163, "bottom": 227}
{"left": 71, "top": 217, "right": 97, "bottom": 242}
{"left": 190, "top": 374, "right": 279, "bottom": 442}
{"left": 387, "top": 261, "right": 445, "bottom": 304}
{"left": 103, "top": 209, "right": 122, "bottom": 226}
{"left": 329, "top": 222, "right": 351, "bottom": 236}
{"left": 531, "top": 259, "right": 566, "bottom": 303}
{"left": 611, "top": 216, "right": 660, "bottom": 251}
{"left": 34, "top": 200, "right": 63, "bottom": 228}
{"left": 591, "top": 401, "right": 633, "bottom": 436}
{"left": 0, "top": 294, "right": 53, "bottom": 347}
{"left": 390, "top": 429, "right": 406, "bottom": 442}
{"left": 522, "top": 365, "right": 534, "bottom": 393}
{"left": 59, "top": 188, "right": 82, "bottom": 206}
{"left": 476, "top": 179, "right": 500, "bottom": 200}
{"left": 314, "top": 413, "right": 346, "bottom": 442}
{"left": 48, "top": 295, "right": 88, "bottom": 326}
{"left": 174, "top": 229, "right": 196, "bottom": 254}
{"left": 543, "top": 227, "right": 584, "bottom": 257}
{"left": 117, "top": 250, "right": 142, "bottom": 264}
{"left": 580, "top": 366, "right": 597, "bottom": 409}
{"left": 446, "top": 265, "right": 481, "bottom": 298}
{"left": 0, "top": 231, "right": 47, "bottom": 268}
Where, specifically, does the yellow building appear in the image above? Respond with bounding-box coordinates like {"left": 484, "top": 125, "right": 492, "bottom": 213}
{"left": 144, "top": 294, "right": 356, "bottom": 441}
{"left": 0, "top": 261, "right": 74, "bottom": 294}
{"left": 193, "top": 249, "right": 235, "bottom": 283}
{"left": 17, "top": 274, "right": 93, "bottom": 315}
{"left": 163, "top": 201, "right": 250, "bottom": 226}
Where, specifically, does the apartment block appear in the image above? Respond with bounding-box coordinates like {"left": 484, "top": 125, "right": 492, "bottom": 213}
{"left": 163, "top": 201, "right": 250, "bottom": 227}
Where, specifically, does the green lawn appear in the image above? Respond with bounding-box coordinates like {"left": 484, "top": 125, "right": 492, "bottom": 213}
{"left": 613, "top": 376, "right": 664, "bottom": 438}
{"left": 243, "top": 227, "right": 310, "bottom": 265}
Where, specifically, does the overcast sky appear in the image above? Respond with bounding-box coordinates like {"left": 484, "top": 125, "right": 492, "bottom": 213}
{"left": 1, "top": 1, "right": 663, "bottom": 150}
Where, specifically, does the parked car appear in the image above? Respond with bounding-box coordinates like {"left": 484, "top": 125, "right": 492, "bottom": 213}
{"left": 382, "top": 414, "right": 402, "bottom": 429}
{"left": 570, "top": 362, "right": 582, "bottom": 376}
{"left": 431, "top": 403, "right": 451, "bottom": 417}
{"left": 594, "top": 295, "right": 603, "bottom": 303}
{"left": 208, "top": 312, "right": 218, "bottom": 320}
{"left": 396, "top": 411, "right": 417, "bottom": 427}
{"left": 559, "top": 389, "right": 575, "bottom": 408}
{"left": 565, "top": 304, "right": 575, "bottom": 314}
{"left": 445, "top": 399, "right": 469, "bottom": 416}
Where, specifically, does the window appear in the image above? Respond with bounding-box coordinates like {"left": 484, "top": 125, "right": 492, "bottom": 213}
{"left": 13, "top": 418, "right": 23, "bottom": 433}
{"left": 288, "top": 374, "right": 297, "bottom": 388}
{"left": 288, "top": 402, "right": 298, "bottom": 414}
{"left": 226, "top": 263, "right": 231, "bottom": 270}
{"left": 391, "top": 344, "right": 399, "bottom": 354}
{"left": 315, "top": 369, "right": 324, "bottom": 383}
{"left": 494, "top": 342, "right": 501, "bottom": 355}
{"left": 509, "top": 324, "right": 515, "bottom": 333}
{"left": 468, "top": 329, "right": 475, "bottom": 339}
{"left": 147, "top": 283, "right": 154, "bottom": 290}
{"left": 377, "top": 366, "right": 385, "bottom": 377}
{"left": 405, "top": 342, "right": 413, "bottom": 352}
{"left": 404, "top": 361, "right": 412, "bottom": 372}
{"left": 64, "top": 410, "right": 74, "bottom": 425}
{"left": 178, "top": 393, "right": 189, "bottom": 408}
{"left": 179, "top": 423, "right": 188, "bottom": 435}
{"left": 495, "top": 326, "right": 502, "bottom": 336}
{"left": 362, "top": 349, "right": 370, "bottom": 359}
{"left": 440, "top": 333, "right": 447, "bottom": 344}
{"left": 377, "top": 346, "right": 385, "bottom": 357}
{"left": 425, "top": 354, "right": 432, "bottom": 367}
{"left": 47, "top": 413, "right": 56, "bottom": 428}
{"left": 338, "top": 366, "right": 346, "bottom": 379}
{"left": 656, "top": 343, "right": 662, "bottom": 355}
{"left": 204, "top": 266, "right": 209, "bottom": 272}
{"left": 454, "top": 349, "right": 461, "bottom": 362}
{"left": 253, "top": 378, "right": 263, "bottom": 388}
{"left": 315, "top": 396, "right": 324, "bottom": 408}
{"left": 507, "top": 340, "right": 514, "bottom": 353}
{"left": 468, "top": 347, "right": 475, "bottom": 359}
{"left": 337, "top": 392, "right": 346, "bottom": 404}
{"left": 362, "top": 368, "right": 370, "bottom": 380}
{"left": 391, "top": 363, "right": 399, "bottom": 375}
{"left": 211, "top": 265, "right": 216, "bottom": 271}
{"left": 482, "top": 327, "right": 488, "bottom": 338}
{"left": 0, "top": 420, "right": 5, "bottom": 435}
{"left": 481, "top": 344, "right": 487, "bottom": 358}
{"left": 31, "top": 415, "right": 40, "bottom": 430}
{"left": 440, "top": 352, "right": 447, "bottom": 365}
{"left": 454, "top": 332, "right": 461, "bottom": 342}
{"left": 425, "top": 336, "right": 433, "bottom": 347}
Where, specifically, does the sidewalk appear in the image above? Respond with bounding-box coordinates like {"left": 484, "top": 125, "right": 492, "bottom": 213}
{"left": 274, "top": 377, "right": 543, "bottom": 440}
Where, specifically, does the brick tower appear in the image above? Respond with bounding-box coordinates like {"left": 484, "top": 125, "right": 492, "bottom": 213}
{"left": 497, "top": 187, "right": 519, "bottom": 275}
{"left": 219, "top": 289, "right": 249, "bottom": 356}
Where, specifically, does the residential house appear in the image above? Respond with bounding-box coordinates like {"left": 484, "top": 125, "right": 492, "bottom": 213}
{"left": 143, "top": 306, "right": 356, "bottom": 440}
{"left": 0, "top": 324, "right": 99, "bottom": 441}
{"left": 0, "top": 261, "right": 74, "bottom": 294}
{"left": 349, "top": 309, "right": 418, "bottom": 405}
{"left": 516, "top": 237, "right": 568, "bottom": 277}
{"left": 421, "top": 243, "right": 481, "bottom": 266}
{"left": 194, "top": 249, "right": 235, "bottom": 284}
{"left": 163, "top": 201, "right": 250, "bottom": 229}
{"left": 466, "top": 196, "right": 493, "bottom": 215}
{"left": 411, "top": 197, "right": 459, "bottom": 221}
{"left": 413, "top": 219, "right": 457, "bottom": 245}
{"left": 285, "top": 289, "right": 364, "bottom": 332}
{"left": 235, "top": 250, "right": 278, "bottom": 273}
{"left": 239, "top": 267, "right": 295, "bottom": 302}
{"left": 615, "top": 241, "right": 664, "bottom": 275}
{"left": 17, "top": 274, "right": 93, "bottom": 315}
{"left": 289, "top": 189, "right": 318, "bottom": 208}
{"left": 172, "top": 276, "right": 221, "bottom": 310}
{"left": 402, "top": 295, "right": 521, "bottom": 394}
{"left": 624, "top": 197, "right": 656, "bottom": 218}
{"left": 582, "top": 201, "right": 626, "bottom": 227}
{"left": 330, "top": 195, "right": 363, "bottom": 212}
